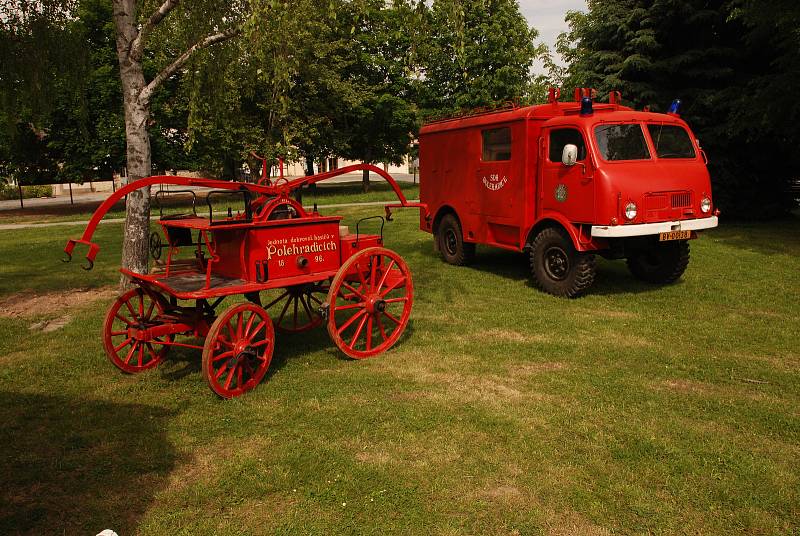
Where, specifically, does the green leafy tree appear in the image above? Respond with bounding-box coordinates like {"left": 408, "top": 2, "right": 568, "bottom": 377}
{"left": 559, "top": 0, "right": 800, "bottom": 217}
{"left": 420, "top": 0, "right": 544, "bottom": 114}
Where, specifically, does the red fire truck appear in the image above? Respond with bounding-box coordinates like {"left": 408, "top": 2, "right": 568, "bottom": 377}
{"left": 416, "top": 89, "right": 719, "bottom": 297}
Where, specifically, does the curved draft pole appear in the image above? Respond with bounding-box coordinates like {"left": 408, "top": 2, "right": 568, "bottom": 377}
{"left": 63, "top": 175, "right": 274, "bottom": 270}
{"left": 63, "top": 164, "right": 427, "bottom": 270}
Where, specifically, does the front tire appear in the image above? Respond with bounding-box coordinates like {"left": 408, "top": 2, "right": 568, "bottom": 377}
{"left": 626, "top": 240, "right": 690, "bottom": 284}
{"left": 436, "top": 213, "right": 475, "bottom": 265}
{"left": 530, "top": 227, "right": 596, "bottom": 298}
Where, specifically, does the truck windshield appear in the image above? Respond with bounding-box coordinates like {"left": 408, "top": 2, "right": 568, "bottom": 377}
{"left": 647, "top": 124, "right": 696, "bottom": 159}
{"left": 594, "top": 124, "right": 650, "bottom": 161}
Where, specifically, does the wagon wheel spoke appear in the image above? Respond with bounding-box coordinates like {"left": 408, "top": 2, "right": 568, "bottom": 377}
{"left": 224, "top": 366, "right": 236, "bottom": 390}
{"left": 350, "top": 314, "right": 368, "bottom": 348}
{"left": 292, "top": 296, "right": 299, "bottom": 329}
{"left": 376, "top": 314, "right": 388, "bottom": 342}
{"left": 123, "top": 343, "right": 137, "bottom": 365}
{"left": 236, "top": 311, "right": 243, "bottom": 339}
{"left": 212, "top": 350, "right": 235, "bottom": 363}
{"left": 145, "top": 343, "right": 158, "bottom": 363}
{"left": 124, "top": 299, "right": 138, "bottom": 320}
{"left": 333, "top": 302, "right": 365, "bottom": 311}
{"left": 249, "top": 339, "right": 271, "bottom": 349}
{"left": 244, "top": 310, "right": 257, "bottom": 338}
{"left": 264, "top": 290, "right": 290, "bottom": 310}
{"left": 379, "top": 276, "right": 406, "bottom": 297}
{"left": 365, "top": 316, "right": 374, "bottom": 352}
{"left": 375, "top": 259, "right": 396, "bottom": 293}
{"left": 340, "top": 282, "right": 363, "bottom": 300}
{"left": 337, "top": 308, "right": 367, "bottom": 335}
{"left": 113, "top": 337, "right": 133, "bottom": 353}
{"left": 299, "top": 294, "right": 315, "bottom": 322}
{"left": 114, "top": 313, "right": 133, "bottom": 326}
{"left": 145, "top": 300, "right": 155, "bottom": 320}
{"left": 384, "top": 297, "right": 408, "bottom": 304}
{"left": 138, "top": 293, "right": 144, "bottom": 317}
{"left": 382, "top": 310, "right": 401, "bottom": 325}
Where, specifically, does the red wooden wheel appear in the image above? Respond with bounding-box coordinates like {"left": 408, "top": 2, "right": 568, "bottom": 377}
{"left": 102, "top": 288, "right": 173, "bottom": 373}
{"left": 263, "top": 282, "right": 328, "bottom": 333}
{"left": 202, "top": 302, "right": 275, "bottom": 398}
{"left": 327, "top": 247, "right": 413, "bottom": 359}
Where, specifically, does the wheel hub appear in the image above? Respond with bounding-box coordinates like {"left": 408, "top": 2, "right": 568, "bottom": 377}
{"left": 445, "top": 230, "right": 458, "bottom": 255}
{"left": 365, "top": 295, "right": 386, "bottom": 314}
{"left": 544, "top": 246, "right": 570, "bottom": 281}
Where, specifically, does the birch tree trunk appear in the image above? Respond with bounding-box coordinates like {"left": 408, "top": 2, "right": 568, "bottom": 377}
{"left": 110, "top": 0, "right": 240, "bottom": 289}
{"left": 114, "top": 0, "right": 152, "bottom": 287}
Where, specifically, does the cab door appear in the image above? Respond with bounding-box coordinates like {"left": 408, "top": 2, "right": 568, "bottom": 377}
{"left": 540, "top": 127, "right": 594, "bottom": 223}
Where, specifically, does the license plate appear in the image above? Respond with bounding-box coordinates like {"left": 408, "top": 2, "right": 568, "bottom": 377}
{"left": 659, "top": 230, "right": 691, "bottom": 241}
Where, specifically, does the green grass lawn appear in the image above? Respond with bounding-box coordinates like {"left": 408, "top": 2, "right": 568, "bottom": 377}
{"left": 0, "top": 207, "right": 798, "bottom": 535}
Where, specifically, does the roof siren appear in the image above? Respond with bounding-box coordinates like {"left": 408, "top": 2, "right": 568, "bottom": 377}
{"left": 668, "top": 99, "right": 682, "bottom": 116}
{"left": 580, "top": 96, "right": 594, "bottom": 116}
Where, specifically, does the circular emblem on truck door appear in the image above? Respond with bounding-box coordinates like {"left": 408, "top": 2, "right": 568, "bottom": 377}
{"left": 555, "top": 183, "right": 568, "bottom": 202}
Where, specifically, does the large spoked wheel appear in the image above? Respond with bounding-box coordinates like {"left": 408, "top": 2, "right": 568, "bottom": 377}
{"left": 436, "top": 213, "right": 475, "bottom": 265}
{"left": 102, "top": 288, "right": 173, "bottom": 373}
{"left": 327, "top": 247, "right": 413, "bottom": 359}
{"left": 262, "top": 282, "right": 328, "bottom": 333}
{"left": 530, "top": 227, "right": 596, "bottom": 298}
{"left": 202, "top": 302, "right": 275, "bottom": 398}
{"left": 627, "top": 240, "right": 690, "bottom": 284}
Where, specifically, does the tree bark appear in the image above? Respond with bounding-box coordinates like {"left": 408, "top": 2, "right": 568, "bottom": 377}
{"left": 114, "top": 0, "right": 152, "bottom": 288}
{"left": 362, "top": 168, "right": 370, "bottom": 193}
{"left": 111, "top": 0, "right": 240, "bottom": 290}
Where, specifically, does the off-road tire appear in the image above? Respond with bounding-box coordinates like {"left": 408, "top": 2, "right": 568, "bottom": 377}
{"left": 436, "top": 213, "right": 475, "bottom": 265}
{"left": 530, "top": 227, "right": 596, "bottom": 298}
{"left": 626, "top": 240, "right": 690, "bottom": 284}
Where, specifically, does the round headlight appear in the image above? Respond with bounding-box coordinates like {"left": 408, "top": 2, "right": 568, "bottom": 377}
{"left": 624, "top": 202, "right": 638, "bottom": 221}
{"left": 701, "top": 197, "right": 712, "bottom": 213}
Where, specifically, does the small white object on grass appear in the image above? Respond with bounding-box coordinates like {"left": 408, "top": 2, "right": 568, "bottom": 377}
{"left": 96, "top": 530, "right": 118, "bottom": 536}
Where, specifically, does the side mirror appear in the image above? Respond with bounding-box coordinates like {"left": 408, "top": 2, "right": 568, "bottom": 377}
{"left": 562, "top": 144, "right": 578, "bottom": 166}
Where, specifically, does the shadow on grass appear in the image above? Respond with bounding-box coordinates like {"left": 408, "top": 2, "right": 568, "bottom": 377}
{"left": 430, "top": 246, "right": 665, "bottom": 296}
{"left": 0, "top": 391, "right": 177, "bottom": 535}
{"left": 706, "top": 214, "right": 800, "bottom": 257}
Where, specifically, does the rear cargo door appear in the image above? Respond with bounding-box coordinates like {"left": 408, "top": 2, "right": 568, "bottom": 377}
{"left": 472, "top": 126, "right": 515, "bottom": 217}
{"left": 540, "top": 126, "right": 594, "bottom": 223}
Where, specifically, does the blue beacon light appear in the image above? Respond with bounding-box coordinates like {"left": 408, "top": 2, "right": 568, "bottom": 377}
{"left": 668, "top": 99, "right": 682, "bottom": 115}
{"left": 580, "top": 96, "right": 594, "bottom": 116}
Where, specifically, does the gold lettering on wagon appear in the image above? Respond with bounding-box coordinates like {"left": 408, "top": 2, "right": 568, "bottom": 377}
{"left": 265, "top": 233, "right": 338, "bottom": 260}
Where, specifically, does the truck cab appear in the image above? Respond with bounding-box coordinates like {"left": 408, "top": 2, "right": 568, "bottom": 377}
{"left": 418, "top": 89, "right": 719, "bottom": 297}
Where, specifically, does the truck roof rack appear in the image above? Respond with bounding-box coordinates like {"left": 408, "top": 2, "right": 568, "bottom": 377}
{"left": 424, "top": 100, "right": 521, "bottom": 125}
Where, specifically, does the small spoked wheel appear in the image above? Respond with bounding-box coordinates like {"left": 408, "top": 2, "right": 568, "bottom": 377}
{"left": 202, "top": 302, "right": 275, "bottom": 398}
{"left": 327, "top": 247, "right": 413, "bottom": 359}
{"left": 262, "top": 282, "right": 328, "bottom": 333}
{"left": 102, "top": 288, "right": 173, "bottom": 373}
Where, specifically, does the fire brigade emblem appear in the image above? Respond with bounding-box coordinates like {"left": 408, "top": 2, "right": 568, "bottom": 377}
{"left": 482, "top": 173, "right": 508, "bottom": 191}
{"left": 555, "top": 183, "right": 568, "bottom": 202}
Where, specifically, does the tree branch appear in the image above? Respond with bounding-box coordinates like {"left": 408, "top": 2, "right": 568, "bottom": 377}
{"left": 130, "top": 0, "right": 180, "bottom": 61}
{"left": 139, "top": 26, "right": 240, "bottom": 103}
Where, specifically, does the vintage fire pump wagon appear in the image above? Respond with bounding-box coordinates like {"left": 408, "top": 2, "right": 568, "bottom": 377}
{"left": 417, "top": 88, "right": 720, "bottom": 297}
{"left": 64, "top": 165, "right": 417, "bottom": 398}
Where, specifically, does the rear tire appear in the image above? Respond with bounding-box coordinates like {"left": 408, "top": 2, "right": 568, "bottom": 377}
{"left": 626, "top": 240, "right": 690, "bottom": 284}
{"left": 530, "top": 227, "right": 596, "bottom": 298}
{"left": 436, "top": 213, "right": 475, "bottom": 265}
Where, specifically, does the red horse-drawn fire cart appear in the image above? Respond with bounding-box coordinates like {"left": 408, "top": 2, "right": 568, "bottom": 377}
{"left": 64, "top": 164, "right": 425, "bottom": 398}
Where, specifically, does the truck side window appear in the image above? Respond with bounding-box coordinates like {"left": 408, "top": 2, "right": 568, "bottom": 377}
{"left": 549, "top": 128, "right": 587, "bottom": 162}
{"left": 482, "top": 128, "right": 512, "bottom": 161}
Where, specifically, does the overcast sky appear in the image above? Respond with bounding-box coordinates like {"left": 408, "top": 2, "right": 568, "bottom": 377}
{"left": 518, "top": 0, "right": 588, "bottom": 69}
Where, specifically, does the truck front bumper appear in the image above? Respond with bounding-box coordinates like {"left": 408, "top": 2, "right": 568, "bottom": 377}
{"left": 591, "top": 216, "right": 718, "bottom": 238}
